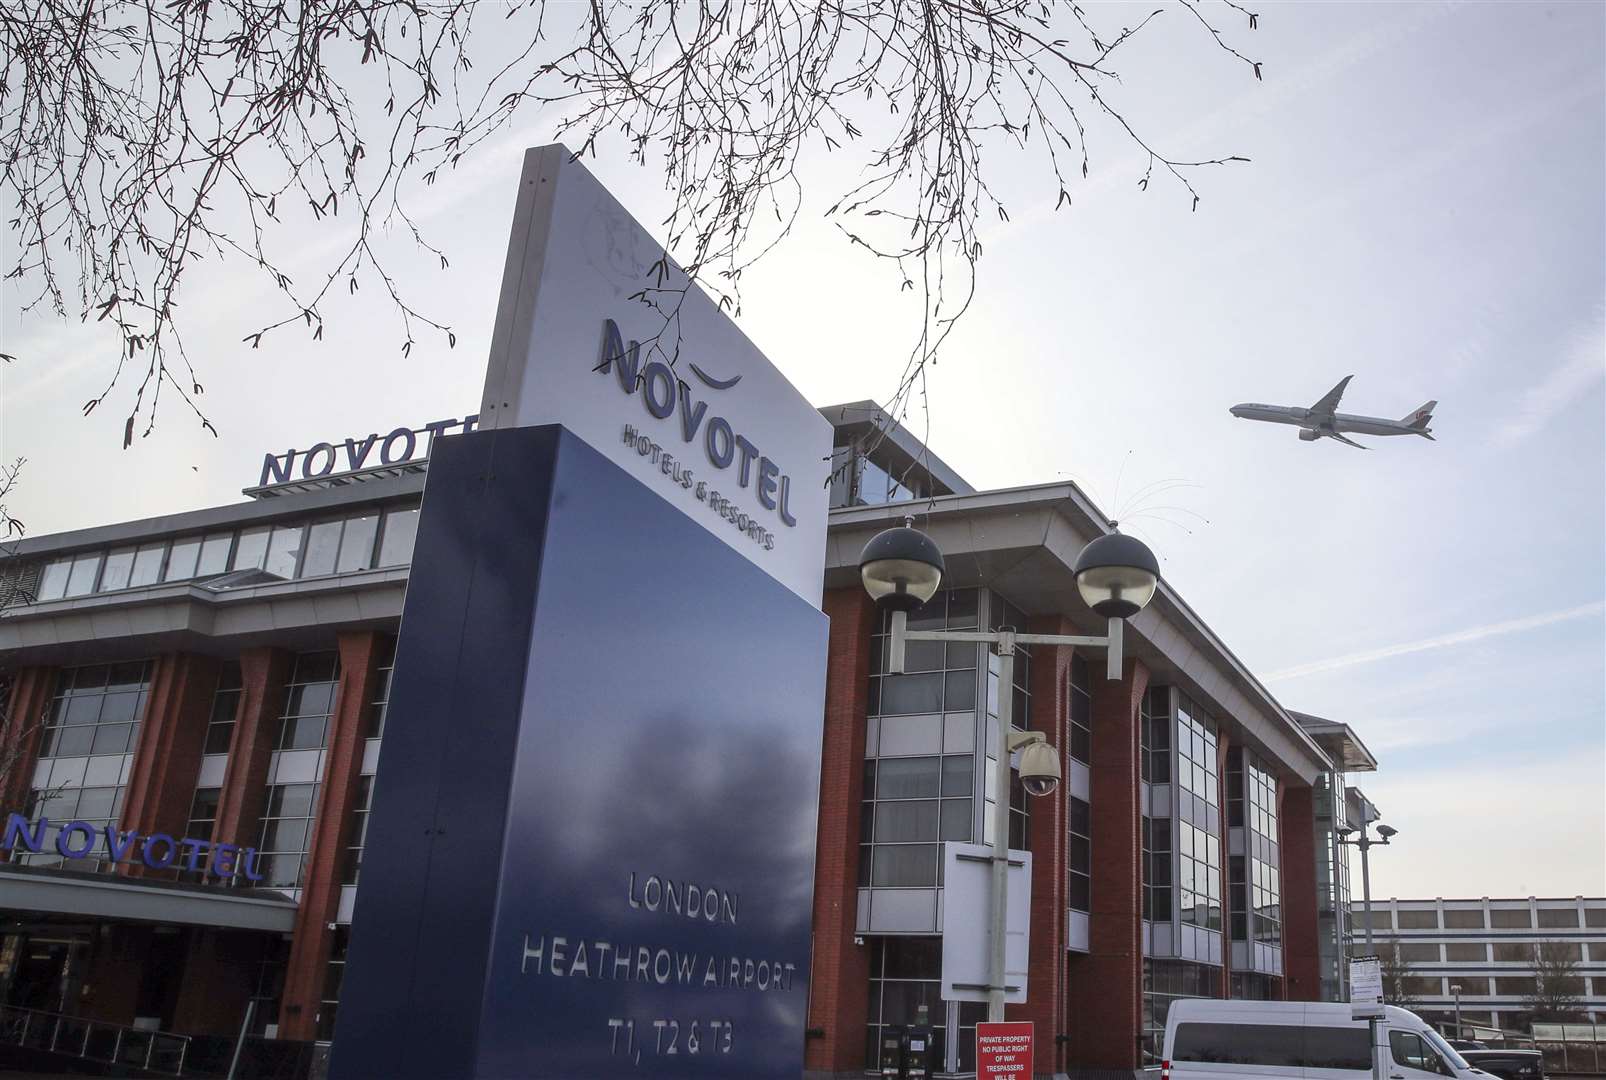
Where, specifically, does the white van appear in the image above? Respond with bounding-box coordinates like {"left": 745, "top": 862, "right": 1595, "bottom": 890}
{"left": 1163, "top": 1000, "right": 1489, "bottom": 1080}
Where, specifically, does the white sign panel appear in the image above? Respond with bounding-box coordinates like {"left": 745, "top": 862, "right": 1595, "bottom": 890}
{"left": 479, "top": 145, "right": 831, "bottom": 606}
{"left": 1350, "top": 956, "right": 1385, "bottom": 1020}
{"left": 941, "top": 842, "right": 1032, "bottom": 1004}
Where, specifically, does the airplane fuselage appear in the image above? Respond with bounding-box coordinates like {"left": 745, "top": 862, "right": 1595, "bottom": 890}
{"left": 1229, "top": 404, "right": 1424, "bottom": 437}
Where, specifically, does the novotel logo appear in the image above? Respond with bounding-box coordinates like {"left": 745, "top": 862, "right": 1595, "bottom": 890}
{"left": 2, "top": 814, "right": 265, "bottom": 882}
{"left": 257, "top": 415, "right": 481, "bottom": 488}
{"left": 595, "top": 319, "right": 797, "bottom": 530}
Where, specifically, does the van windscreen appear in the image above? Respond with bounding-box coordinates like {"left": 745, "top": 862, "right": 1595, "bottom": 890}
{"left": 1173, "top": 1023, "right": 1371, "bottom": 1070}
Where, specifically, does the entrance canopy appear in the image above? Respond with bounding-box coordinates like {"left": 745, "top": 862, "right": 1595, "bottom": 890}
{"left": 0, "top": 867, "right": 296, "bottom": 932}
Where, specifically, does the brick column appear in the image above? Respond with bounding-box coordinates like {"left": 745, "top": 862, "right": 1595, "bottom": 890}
{"left": 119, "top": 653, "right": 221, "bottom": 862}
{"left": 1011, "top": 617, "right": 1073, "bottom": 1076}
{"left": 278, "top": 631, "right": 385, "bottom": 1041}
{"left": 0, "top": 665, "right": 59, "bottom": 818}
{"left": 1281, "top": 782, "right": 1321, "bottom": 1001}
{"left": 212, "top": 648, "right": 290, "bottom": 864}
{"left": 1066, "top": 658, "right": 1149, "bottom": 1070}
{"left": 804, "top": 588, "right": 877, "bottom": 1078}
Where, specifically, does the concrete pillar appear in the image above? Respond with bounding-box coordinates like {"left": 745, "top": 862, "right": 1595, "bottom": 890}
{"left": 278, "top": 631, "right": 386, "bottom": 1041}
{"left": 804, "top": 587, "right": 877, "bottom": 1078}
{"left": 1065, "top": 658, "right": 1150, "bottom": 1070}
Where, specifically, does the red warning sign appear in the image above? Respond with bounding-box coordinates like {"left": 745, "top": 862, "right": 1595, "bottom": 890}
{"left": 977, "top": 1021, "right": 1034, "bottom": 1079}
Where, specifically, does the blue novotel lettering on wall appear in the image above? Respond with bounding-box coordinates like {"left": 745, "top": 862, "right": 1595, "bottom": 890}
{"left": 2, "top": 814, "right": 264, "bottom": 881}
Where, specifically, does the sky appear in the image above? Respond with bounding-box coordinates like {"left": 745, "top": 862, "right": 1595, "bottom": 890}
{"left": 2, "top": 1, "right": 1603, "bottom": 900}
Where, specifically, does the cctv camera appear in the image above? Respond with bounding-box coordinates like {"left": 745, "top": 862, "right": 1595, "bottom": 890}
{"left": 1377, "top": 824, "right": 1398, "bottom": 839}
{"left": 1016, "top": 740, "right": 1061, "bottom": 798}
{"left": 1336, "top": 826, "right": 1356, "bottom": 837}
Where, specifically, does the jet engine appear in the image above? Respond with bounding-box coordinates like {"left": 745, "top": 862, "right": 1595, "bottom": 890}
{"left": 1298, "top": 428, "right": 1320, "bottom": 441}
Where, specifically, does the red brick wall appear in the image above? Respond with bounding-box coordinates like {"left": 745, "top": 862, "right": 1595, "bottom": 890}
{"left": 805, "top": 587, "right": 877, "bottom": 1075}
{"left": 278, "top": 631, "right": 385, "bottom": 1040}
{"left": 212, "top": 648, "right": 290, "bottom": 860}
{"left": 120, "top": 653, "right": 220, "bottom": 866}
{"left": 1066, "top": 658, "right": 1150, "bottom": 1070}
{"left": 172, "top": 929, "right": 268, "bottom": 1036}
{"left": 0, "top": 665, "right": 58, "bottom": 819}
{"left": 1012, "top": 617, "right": 1074, "bottom": 1072}
{"left": 1280, "top": 782, "right": 1321, "bottom": 1001}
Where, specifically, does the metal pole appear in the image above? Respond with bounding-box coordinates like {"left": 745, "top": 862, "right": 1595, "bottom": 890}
{"left": 988, "top": 637, "right": 1015, "bottom": 1024}
{"left": 1453, "top": 987, "right": 1462, "bottom": 1038}
{"left": 227, "top": 999, "right": 256, "bottom": 1080}
{"left": 1360, "top": 834, "right": 1374, "bottom": 955}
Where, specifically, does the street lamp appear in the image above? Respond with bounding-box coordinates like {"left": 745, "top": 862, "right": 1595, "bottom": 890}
{"left": 859, "top": 518, "right": 1160, "bottom": 1023}
{"left": 1337, "top": 822, "right": 1397, "bottom": 954}
{"left": 1451, "top": 984, "right": 1463, "bottom": 1039}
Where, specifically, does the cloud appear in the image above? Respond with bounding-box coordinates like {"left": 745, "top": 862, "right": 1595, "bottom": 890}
{"left": 1265, "top": 600, "right": 1605, "bottom": 681}
{"left": 1493, "top": 310, "right": 1606, "bottom": 447}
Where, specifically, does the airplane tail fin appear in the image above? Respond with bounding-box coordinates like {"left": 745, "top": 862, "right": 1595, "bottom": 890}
{"left": 1402, "top": 400, "right": 1436, "bottom": 435}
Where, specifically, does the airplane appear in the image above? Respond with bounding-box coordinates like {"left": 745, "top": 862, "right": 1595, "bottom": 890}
{"left": 1229, "top": 376, "right": 1436, "bottom": 449}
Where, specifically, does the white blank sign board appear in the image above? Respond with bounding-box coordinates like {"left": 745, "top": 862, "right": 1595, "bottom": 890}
{"left": 941, "top": 842, "right": 1032, "bottom": 1005}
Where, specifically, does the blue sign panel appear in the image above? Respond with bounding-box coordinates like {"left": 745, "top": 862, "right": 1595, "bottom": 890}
{"left": 330, "top": 425, "right": 827, "bottom": 1079}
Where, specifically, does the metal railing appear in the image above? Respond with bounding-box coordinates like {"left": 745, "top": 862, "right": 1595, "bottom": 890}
{"left": 1530, "top": 1023, "right": 1606, "bottom": 1075}
{"left": 0, "top": 1002, "right": 191, "bottom": 1075}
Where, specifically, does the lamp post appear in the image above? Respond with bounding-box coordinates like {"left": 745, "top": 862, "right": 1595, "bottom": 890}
{"left": 1451, "top": 984, "right": 1463, "bottom": 1038}
{"left": 1338, "top": 822, "right": 1397, "bottom": 954}
{"left": 859, "top": 519, "right": 1160, "bottom": 1024}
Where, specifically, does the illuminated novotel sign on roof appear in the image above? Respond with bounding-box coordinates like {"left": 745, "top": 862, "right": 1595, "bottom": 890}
{"left": 2, "top": 813, "right": 265, "bottom": 881}
{"left": 256, "top": 414, "right": 481, "bottom": 489}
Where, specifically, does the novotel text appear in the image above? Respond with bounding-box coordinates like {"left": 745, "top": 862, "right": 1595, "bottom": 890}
{"left": 3, "top": 814, "right": 265, "bottom": 881}
{"left": 258, "top": 415, "right": 480, "bottom": 488}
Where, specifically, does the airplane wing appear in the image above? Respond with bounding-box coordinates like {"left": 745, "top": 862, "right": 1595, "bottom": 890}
{"left": 1326, "top": 431, "right": 1369, "bottom": 450}
{"left": 1310, "top": 375, "right": 1353, "bottom": 418}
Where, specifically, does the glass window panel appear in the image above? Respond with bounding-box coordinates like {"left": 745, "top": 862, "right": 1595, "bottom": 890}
{"left": 943, "top": 670, "right": 976, "bottom": 711}
{"left": 378, "top": 509, "right": 420, "bottom": 567}
{"left": 49, "top": 726, "right": 95, "bottom": 757}
{"left": 265, "top": 525, "right": 304, "bottom": 578}
{"left": 940, "top": 755, "right": 973, "bottom": 797}
{"left": 74, "top": 787, "right": 118, "bottom": 820}
{"left": 107, "top": 662, "right": 146, "bottom": 691}
{"left": 294, "top": 652, "right": 339, "bottom": 684}
{"left": 871, "top": 844, "right": 938, "bottom": 887}
{"left": 879, "top": 673, "right": 943, "bottom": 715}
{"left": 1490, "top": 908, "right": 1532, "bottom": 928}
{"left": 63, "top": 695, "right": 102, "bottom": 726}
{"left": 38, "top": 559, "right": 72, "bottom": 601}
{"left": 1444, "top": 943, "right": 1486, "bottom": 962}
{"left": 205, "top": 720, "right": 236, "bottom": 755}
{"left": 164, "top": 537, "right": 201, "bottom": 581}
{"left": 336, "top": 515, "right": 379, "bottom": 573}
{"left": 943, "top": 642, "right": 977, "bottom": 670}
{"left": 268, "top": 783, "right": 318, "bottom": 819}
{"left": 98, "top": 691, "right": 141, "bottom": 725}
{"left": 66, "top": 553, "right": 102, "bottom": 597}
{"left": 264, "top": 819, "right": 310, "bottom": 853}
{"left": 130, "top": 543, "right": 165, "bottom": 586}
{"left": 281, "top": 715, "right": 327, "bottom": 750}
{"left": 99, "top": 548, "right": 135, "bottom": 591}
{"left": 903, "top": 639, "right": 945, "bottom": 673}
{"left": 288, "top": 682, "right": 335, "bottom": 718}
{"left": 875, "top": 757, "right": 941, "bottom": 799}
{"left": 874, "top": 800, "right": 938, "bottom": 842}
{"left": 198, "top": 533, "right": 234, "bottom": 575}
{"left": 946, "top": 588, "right": 977, "bottom": 628}
{"left": 301, "top": 521, "right": 342, "bottom": 578}
{"left": 940, "top": 799, "right": 972, "bottom": 841}
{"left": 89, "top": 723, "right": 133, "bottom": 755}
{"left": 232, "top": 528, "right": 269, "bottom": 571}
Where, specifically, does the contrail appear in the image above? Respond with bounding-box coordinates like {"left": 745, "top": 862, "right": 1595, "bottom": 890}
{"left": 1266, "top": 601, "right": 1606, "bottom": 681}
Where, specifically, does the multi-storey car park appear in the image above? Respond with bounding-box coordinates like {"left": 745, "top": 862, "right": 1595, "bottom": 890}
{"left": 0, "top": 402, "right": 1391, "bottom": 1076}
{"left": 1362, "top": 897, "right": 1606, "bottom": 1032}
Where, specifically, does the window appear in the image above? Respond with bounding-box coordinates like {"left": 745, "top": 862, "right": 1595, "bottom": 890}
{"left": 257, "top": 783, "right": 320, "bottom": 888}
{"left": 1173, "top": 1023, "right": 1370, "bottom": 1068}
{"left": 37, "top": 559, "right": 71, "bottom": 601}
{"left": 264, "top": 523, "right": 304, "bottom": 578}
{"left": 1537, "top": 908, "right": 1578, "bottom": 929}
{"left": 1443, "top": 909, "right": 1484, "bottom": 929}
{"left": 18, "top": 785, "right": 126, "bottom": 870}
{"left": 100, "top": 548, "right": 135, "bottom": 591}
{"left": 1586, "top": 908, "right": 1606, "bottom": 928}
{"left": 1445, "top": 942, "right": 1487, "bottom": 962}
{"left": 337, "top": 515, "right": 379, "bottom": 573}
{"left": 1143, "top": 814, "right": 1172, "bottom": 922}
{"left": 276, "top": 652, "right": 340, "bottom": 751}
{"left": 205, "top": 662, "right": 243, "bottom": 755}
{"left": 865, "top": 939, "right": 952, "bottom": 1072}
{"left": 858, "top": 754, "right": 973, "bottom": 887}
{"left": 196, "top": 532, "right": 233, "bottom": 576}
{"left": 1228, "top": 750, "right": 1281, "bottom": 948}
{"left": 1398, "top": 909, "right": 1439, "bottom": 929}
{"left": 1493, "top": 942, "right": 1533, "bottom": 963}
{"left": 40, "top": 662, "right": 151, "bottom": 758}
{"left": 1401, "top": 976, "right": 1443, "bottom": 997}
{"left": 129, "top": 542, "right": 165, "bottom": 587}
{"left": 867, "top": 589, "right": 979, "bottom": 717}
{"left": 300, "top": 520, "right": 343, "bottom": 578}
{"left": 164, "top": 537, "right": 202, "bottom": 581}
{"left": 1175, "top": 697, "right": 1220, "bottom": 932}
{"left": 65, "top": 552, "right": 103, "bottom": 597}
{"left": 232, "top": 527, "right": 270, "bottom": 571}
{"left": 1391, "top": 1031, "right": 1448, "bottom": 1074}
{"left": 1490, "top": 908, "right": 1532, "bottom": 929}
{"left": 1142, "top": 958, "right": 1220, "bottom": 1065}
{"left": 1399, "top": 943, "right": 1440, "bottom": 963}
{"left": 1069, "top": 655, "right": 1091, "bottom": 764}
{"left": 377, "top": 508, "right": 420, "bottom": 566}
{"left": 318, "top": 926, "right": 351, "bottom": 1041}
{"left": 365, "top": 638, "right": 396, "bottom": 739}
{"left": 1068, "top": 796, "right": 1090, "bottom": 912}
{"left": 342, "top": 777, "right": 374, "bottom": 885}
{"left": 1143, "top": 687, "right": 1171, "bottom": 784}
{"left": 1493, "top": 977, "right": 1537, "bottom": 996}
{"left": 187, "top": 788, "right": 220, "bottom": 839}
